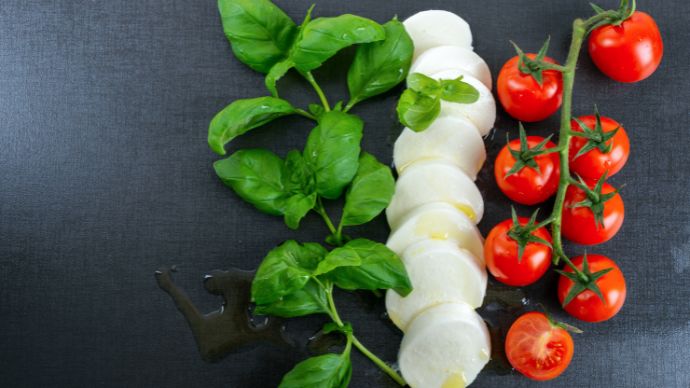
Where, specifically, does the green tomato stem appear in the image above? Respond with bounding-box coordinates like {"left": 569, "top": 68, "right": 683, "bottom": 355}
{"left": 325, "top": 284, "right": 406, "bottom": 386}
{"left": 302, "top": 71, "right": 331, "bottom": 111}
{"left": 550, "top": 7, "right": 622, "bottom": 277}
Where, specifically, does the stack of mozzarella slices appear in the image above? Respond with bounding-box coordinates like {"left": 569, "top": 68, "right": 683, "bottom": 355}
{"left": 385, "top": 10, "right": 496, "bottom": 388}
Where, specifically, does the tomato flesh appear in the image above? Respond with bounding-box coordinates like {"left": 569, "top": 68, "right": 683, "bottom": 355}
{"left": 558, "top": 254, "right": 627, "bottom": 322}
{"left": 588, "top": 11, "right": 663, "bottom": 83}
{"left": 505, "top": 312, "right": 574, "bottom": 381}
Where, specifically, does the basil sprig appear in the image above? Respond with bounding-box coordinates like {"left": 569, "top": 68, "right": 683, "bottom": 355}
{"left": 210, "top": 1, "right": 415, "bottom": 386}
{"left": 397, "top": 72, "right": 480, "bottom": 132}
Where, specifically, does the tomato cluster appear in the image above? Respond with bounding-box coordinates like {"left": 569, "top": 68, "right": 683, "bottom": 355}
{"left": 488, "top": 3, "right": 661, "bottom": 382}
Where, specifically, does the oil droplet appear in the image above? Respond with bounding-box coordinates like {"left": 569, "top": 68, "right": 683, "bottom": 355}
{"left": 156, "top": 266, "right": 288, "bottom": 362}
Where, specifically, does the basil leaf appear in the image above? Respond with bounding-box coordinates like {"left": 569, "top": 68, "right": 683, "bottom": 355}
{"left": 340, "top": 152, "right": 395, "bottom": 227}
{"left": 251, "top": 240, "right": 328, "bottom": 304}
{"left": 265, "top": 59, "right": 295, "bottom": 97}
{"left": 347, "top": 18, "right": 413, "bottom": 105}
{"left": 292, "top": 15, "right": 385, "bottom": 72}
{"left": 218, "top": 0, "right": 298, "bottom": 73}
{"left": 304, "top": 111, "right": 363, "bottom": 199}
{"left": 324, "top": 239, "right": 412, "bottom": 296}
{"left": 308, "top": 103, "right": 325, "bottom": 119}
{"left": 396, "top": 88, "right": 441, "bottom": 132}
{"left": 279, "top": 353, "right": 352, "bottom": 388}
{"left": 284, "top": 193, "right": 317, "bottom": 230}
{"left": 208, "top": 96, "right": 295, "bottom": 155}
{"left": 407, "top": 72, "right": 441, "bottom": 96}
{"left": 439, "top": 77, "right": 480, "bottom": 103}
{"left": 322, "top": 322, "right": 353, "bottom": 335}
{"left": 254, "top": 279, "right": 328, "bottom": 318}
{"left": 283, "top": 150, "right": 316, "bottom": 194}
{"left": 314, "top": 247, "right": 362, "bottom": 276}
{"left": 214, "top": 149, "right": 287, "bottom": 215}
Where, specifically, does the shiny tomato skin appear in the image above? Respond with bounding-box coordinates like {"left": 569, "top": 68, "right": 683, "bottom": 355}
{"left": 558, "top": 254, "right": 626, "bottom": 322}
{"left": 497, "top": 54, "right": 563, "bottom": 122}
{"left": 561, "top": 180, "right": 624, "bottom": 245}
{"left": 495, "top": 136, "right": 560, "bottom": 205}
{"left": 569, "top": 115, "right": 630, "bottom": 180}
{"left": 588, "top": 11, "right": 664, "bottom": 83}
{"left": 485, "top": 218, "right": 552, "bottom": 286}
{"left": 505, "top": 312, "right": 574, "bottom": 381}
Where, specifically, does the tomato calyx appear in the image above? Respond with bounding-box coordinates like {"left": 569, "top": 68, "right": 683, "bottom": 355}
{"left": 505, "top": 123, "right": 559, "bottom": 178}
{"left": 571, "top": 107, "right": 620, "bottom": 159}
{"left": 510, "top": 37, "right": 564, "bottom": 86}
{"left": 590, "top": 0, "right": 636, "bottom": 28}
{"left": 507, "top": 207, "right": 553, "bottom": 262}
{"left": 567, "top": 172, "right": 619, "bottom": 228}
{"left": 556, "top": 253, "right": 614, "bottom": 307}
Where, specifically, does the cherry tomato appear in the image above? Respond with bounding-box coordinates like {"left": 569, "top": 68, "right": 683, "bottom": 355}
{"left": 497, "top": 54, "right": 563, "bottom": 122}
{"left": 569, "top": 115, "right": 630, "bottom": 180}
{"left": 495, "top": 136, "right": 560, "bottom": 205}
{"left": 485, "top": 217, "right": 552, "bottom": 286}
{"left": 589, "top": 11, "right": 663, "bottom": 83}
{"left": 558, "top": 254, "right": 626, "bottom": 322}
{"left": 561, "top": 180, "right": 624, "bottom": 245}
{"left": 505, "top": 312, "right": 574, "bottom": 381}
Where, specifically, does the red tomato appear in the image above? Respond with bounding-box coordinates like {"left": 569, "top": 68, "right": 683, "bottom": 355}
{"left": 588, "top": 11, "right": 663, "bottom": 83}
{"left": 561, "top": 180, "right": 624, "bottom": 245}
{"left": 485, "top": 217, "right": 552, "bottom": 286}
{"left": 497, "top": 54, "right": 563, "bottom": 122}
{"left": 495, "top": 136, "right": 560, "bottom": 205}
{"left": 569, "top": 115, "right": 630, "bottom": 180}
{"left": 505, "top": 312, "right": 574, "bottom": 381}
{"left": 557, "top": 254, "right": 626, "bottom": 322}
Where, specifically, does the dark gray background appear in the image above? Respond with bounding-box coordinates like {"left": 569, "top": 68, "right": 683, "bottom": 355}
{"left": 1, "top": 0, "right": 689, "bottom": 387}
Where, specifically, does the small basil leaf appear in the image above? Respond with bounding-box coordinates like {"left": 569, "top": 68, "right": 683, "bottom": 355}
{"left": 251, "top": 240, "right": 328, "bottom": 304}
{"left": 292, "top": 15, "right": 385, "bottom": 72}
{"left": 284, "top": 192, "right": 317, "bottom": 230}
{"left": 214, "top": 149, "right": 287, "bottom": 215}
{"left": 265, "top": 58, "right": 295, "bottom": 97}
{"left": 254, "top": 279, "right": 328, "bottom": 318}
{"left": 208, "top": 96, "right": 295, "bottom": 155}
{"left": 304, "top": 111, "right": 363, "bottom": 199}
{"left": 283, "top": 150, "right": 316, "bottom": 194}
{"left": 407, "top": 73, "right": 441, "bottom": 96}
{"left": 308, "top": 103, "right": 325, "bottom": 119}
{"left": 347, "top": 19, "right": 414, "bottom": 105}
{"left": 439, "top": 78, "right": 480, "bottom": 103}
{"left": 396, "top": 89, "right": 441, "bottom": 132}
{"left": 314, "top": 247, "right": 362, "bottom": 276}
{"left": 218, "top": 0, "right": 298, "bottom": 73}
{"left": 324, "top": 239, "right": 412, "bottom": 295}
{"left": 341, "top": 152, "right": 395, "bottom": 227}
{"left": 279, "top": 353, "right": 352, "bottom": 388}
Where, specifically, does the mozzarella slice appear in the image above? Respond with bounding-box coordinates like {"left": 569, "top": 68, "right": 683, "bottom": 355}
{"left": 386, "top": 202, "right": 484, "bottom": 262}
{"left": 399, "top": 302, "right": 491, "bottom": 388}
{"left": 386, "top": 240, "right": 487, "bottom": 331}
{"left": 403, "top": 10, "right": 473, "bottom": 59}
{"left": 394, "top": 114, "right": 486, "bottom": 179}
{"left": 411, "top": 45, "right": 492, "bottom": 89}
{"left": 386, "top": 161, "right": 484, "bottom": 228}
{"left": 430, "top": 70, "right": 496, "bottom": 136}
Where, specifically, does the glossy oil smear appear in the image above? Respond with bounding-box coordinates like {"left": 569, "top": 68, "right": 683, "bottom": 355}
{"left": 156, "top": 266, "right": 287, "bottom": 362}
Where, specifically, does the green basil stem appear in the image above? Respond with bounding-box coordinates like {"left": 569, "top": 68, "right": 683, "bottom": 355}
{"left": 325, "top": 283, "right": 406, "bottom": 386}
{"left": 549, "top": 9, "right": 621, "bottom": 282}
{"left": 295, "top": 108, "right": 317, "bottom": 120}
{"left": 302, "top": 71, "right": 331, "bottom": 111}
{"left": 314, "top": 197, "right": 338, "bottom": 235}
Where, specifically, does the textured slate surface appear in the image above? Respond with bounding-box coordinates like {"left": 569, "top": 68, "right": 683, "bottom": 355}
{"left": 1, "top": 0, "right": 689, "bottom": 387}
